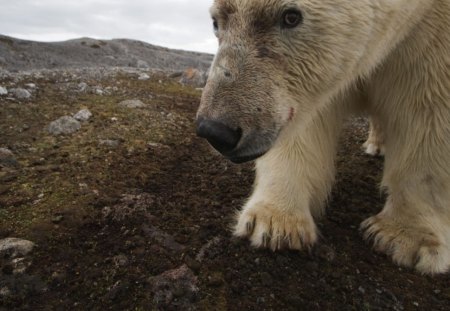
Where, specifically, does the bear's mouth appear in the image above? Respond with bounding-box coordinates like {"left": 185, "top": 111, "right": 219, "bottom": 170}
{"left": 227, "top": 151, "right": 267, "bottom": 164}
{"left": 221, "top": 131, "right": 277, "bottom": 163}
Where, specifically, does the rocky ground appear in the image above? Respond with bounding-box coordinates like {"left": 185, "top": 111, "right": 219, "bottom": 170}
{"left": 0, "top": 68, "right": 449, "bottom": 310}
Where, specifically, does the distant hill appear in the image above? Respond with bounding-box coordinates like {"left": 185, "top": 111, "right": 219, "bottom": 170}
{"left": 0, "top": 35, "right": 214, "bottom": 72}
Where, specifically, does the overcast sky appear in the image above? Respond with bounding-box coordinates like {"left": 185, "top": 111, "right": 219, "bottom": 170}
{"left": 0, "top": 0, "right": 218, "bottom": 54}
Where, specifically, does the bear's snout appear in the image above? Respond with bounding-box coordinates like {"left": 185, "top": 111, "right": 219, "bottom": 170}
{"left": 196, "top": 117, "right": 242, "bottom": 154}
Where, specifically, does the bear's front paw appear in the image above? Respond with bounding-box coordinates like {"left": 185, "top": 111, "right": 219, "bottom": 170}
{"left": 234, "top": 202, "right": 318, "bottom": 251}
{"left": 361, "top": 215, "right": 450, "bottom": 274}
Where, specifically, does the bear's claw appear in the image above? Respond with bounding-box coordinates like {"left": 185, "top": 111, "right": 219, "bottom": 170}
{"left": 234, "top": 202, "right": 318, "bottom": 251}
{"left": 361, "top": 215, "right": 450, "bottom": 275}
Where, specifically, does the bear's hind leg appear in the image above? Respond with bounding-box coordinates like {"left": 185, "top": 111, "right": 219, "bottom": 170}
{"left": 363, "top": 116, "right": 385, "bottom": 156}
{"left": 361, "top": 122, "right": 450, "bottom": 274}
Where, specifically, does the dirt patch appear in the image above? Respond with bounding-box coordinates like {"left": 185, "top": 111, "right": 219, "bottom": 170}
{"left": 0, "top": 70, "right": 449, "bottom": 310}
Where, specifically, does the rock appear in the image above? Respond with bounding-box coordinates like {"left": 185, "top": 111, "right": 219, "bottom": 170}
{"left": 47, "top": 116, "right": 81, "bottom": 135}
{"left": 0, "top": 86, "right": 7, "bottom": 95}
{"left": 51, "top": 271, "right": 67, "bottom": 284}
{"left": 138, "top": 73, "right": 150, "bottom": 80}
{"left": 10, "top": 88, "right": 31, "bottom": 99}
{"left": 51, "top": 215, "right": 64, "bottom": 224}
{"left": 0, "top": 238, "right": 35, "bottom": 258}
{"left": 25, "top": 83, "right": 36, "bottom": 89}
{"left": 207, "top": 272, "right": 224, "bottom": 287}
{"left": 314, "top": 244, "right": 336, "bottom": 262}
{"left": 179, "top": 68, "right": 207, "bottom": 87}
{"left": 11, "top": 257, "right": 32, "bottom": 274}
{"left": 73, "top": 109, "right": 92, "bottom": 121}
{"left": 0, "top": 148, "right": 19, "bottom": 168}
{"left": 0, "top": 286, "right": 12, "bottom": 299}
{"left": 148, "top": 265, "right": 198, "bottom": 308}
{"left": 99, "top": 139, "right": 120, "bottom": 148}
{"left": 118, "top": 99, "right": 146, "bottom": 109}
{"left": 195, "top": 236, "right": 222, "bottom": 262}
{"left": 113, "top": 254, "right": 129, "bottom": 267}
{"left": 78, "top": 82, "right": 88, "bottom": 92}
{"left": 141, "top": 224, "right": 185, "bottom": 253}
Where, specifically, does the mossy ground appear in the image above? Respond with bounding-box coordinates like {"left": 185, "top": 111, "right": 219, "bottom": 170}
{"left": 0, "top": 72, "right": 449, "bottom": 310}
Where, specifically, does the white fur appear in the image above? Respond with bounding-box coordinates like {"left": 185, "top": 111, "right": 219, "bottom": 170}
{"left": 232, "top": 0, "right": 450, "bottom": 274}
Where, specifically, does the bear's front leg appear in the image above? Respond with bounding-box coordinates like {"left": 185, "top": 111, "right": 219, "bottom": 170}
{"left": 234, "top": 107, "right": 343, "bottom": 250}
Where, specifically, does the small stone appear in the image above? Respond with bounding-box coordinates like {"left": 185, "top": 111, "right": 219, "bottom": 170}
{"left": 51, "top": 271, "right": 67, "bottom": 283}
{"left": 148, "top": 265, "right": 198, "bottom": 307}
{"left": 0, "top": 86, "right": 7, "bottom": 95}
{"left": 99, "top": 139, "right": 120, "bottom": 148}
{"left": 113, "top": 254, "right": 129, "bottom": 267}
{"left": 314, "top": 244, "right": 336, "bottom": 262}
{"left": 0, "top": 238, "right": 35, "bottom": 258}
{"left": 207, "top": 272, "right": 223, "bottom": 287}
{"left": 11, "top": 257, "right": 32, "bottom": 274}
{"left": 0, "top": 287, "right": 11, "bottom": 298}
{"left": 118, "top": 99, "right": 146, "bottom": 109}
{"left": 10, "top": 88, "right": 31, "bottom": 99}
{"left": 78, "top": 82, "right": 88, "bottom": 92}
{"left": 95, "top": 88, "right": 104, "bottom": 95}
{"left": 358, "top": 286, "right": 365, "bottom": 294}
{"left": 47, "top": 116, "right": 81, "bottom": 135}
{"left": 73, "top": 109, "right": 92, "bottom": 121}
{"left": 0, "top": 148, "right": 19, "bottom": 168}
{"left": 256, "top": 297, "right": 266, "bottom": 304}
{"left": 138, "top": 73, "right": 150, "bottom": 80}
{"left": 25, "top": 83, "right": 36, "bottom": 89}
{"left": 52, "top": 215, "right": 64, "bottom": 224}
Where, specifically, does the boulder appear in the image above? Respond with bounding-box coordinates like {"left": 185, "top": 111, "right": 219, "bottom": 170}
{"left": 118, "top": 99, "right": 146, "bottom": 109}
{"left": 47, "top": 116, "right": 81, "bottom": 135}
{"left": 10, "top": 88, "right": 31, "bottom": 99}
{"left": 73, "top": 109, "right": 92, "bottom": 122}
{"left": 0, "top": 238, "right": 35, "bottom": 259}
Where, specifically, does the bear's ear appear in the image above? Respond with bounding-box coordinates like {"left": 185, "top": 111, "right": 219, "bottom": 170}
{"left": 281, "top": 9, "right": 303, "bottom": 29}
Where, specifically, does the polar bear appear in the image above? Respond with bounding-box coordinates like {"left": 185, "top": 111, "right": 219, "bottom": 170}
{"left": 196, "top": 0, "right": 450, "bottom": 274}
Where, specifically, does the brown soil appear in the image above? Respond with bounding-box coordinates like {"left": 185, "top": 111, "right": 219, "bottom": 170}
{"left": 1, "top": 72, "right": 449, "bottom": 310}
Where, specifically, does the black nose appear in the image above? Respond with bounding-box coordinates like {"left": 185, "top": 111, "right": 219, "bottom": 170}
{"left": 196, "top": 118, "right": 241, "bottom": 153}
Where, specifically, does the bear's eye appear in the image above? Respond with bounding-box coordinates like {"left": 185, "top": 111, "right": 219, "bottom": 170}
{"left": 281, "top": 9, "right": 303, "bottom": 29}
{"left": 213, "top": 18, "right": 219, "bottom": 35}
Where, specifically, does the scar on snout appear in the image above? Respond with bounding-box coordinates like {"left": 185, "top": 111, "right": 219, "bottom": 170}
{"left": 288, "top": 107, "right": 296, "bottom": 121}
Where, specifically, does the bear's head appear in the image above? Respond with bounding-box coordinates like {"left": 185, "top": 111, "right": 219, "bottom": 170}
{"left": 196, "top": 0, "right": 375, "bottom": 163}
